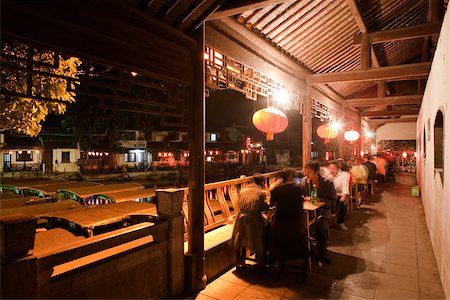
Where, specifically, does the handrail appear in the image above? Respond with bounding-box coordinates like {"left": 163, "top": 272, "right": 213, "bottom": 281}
{"left": 180, "top": 169, "right": 289, "bottom": 238}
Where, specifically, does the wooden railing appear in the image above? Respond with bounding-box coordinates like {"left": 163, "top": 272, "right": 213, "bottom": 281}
{"left": 180, "top": 170, "right": 288, "bottom": 237}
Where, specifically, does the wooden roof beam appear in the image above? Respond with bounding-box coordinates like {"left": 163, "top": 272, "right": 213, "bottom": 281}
{"left": 369, "top": 117, "right": 418, "bottom": 124}
{"left": 310, "top": 62, "right": 431, "bottom": 85}
{"left": 362, "top": 109, "right": 420, "bottom": 117}
{"left": 207, "top": 0, "right": 285, "bottom": 20}
{"left": 353, "top": 23, "right": 442, "bottom": 44}
{"left": 345, "top": 95, "right": 423, "bottom": 107}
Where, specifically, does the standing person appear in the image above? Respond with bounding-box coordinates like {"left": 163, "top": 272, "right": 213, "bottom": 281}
{"left": 327, "top": 161, "right": 350, "bottom": 231}
{"left": 373, "top": 154, "right": 387, "bottom": 183}
{"left": 232, "top": 173, "right": 269, "bottom": 266}
{"left": 362, "top": 154, "right": 377, "bottom": 181}
{"left": 300, "top": 160, "right": 337, "bottom": 266}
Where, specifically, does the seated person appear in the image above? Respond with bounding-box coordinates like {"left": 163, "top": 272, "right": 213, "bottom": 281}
{"left": 327, "top": 161, "right": 350, "bottom": 231}
{"left": 350, "top": 157, "right": 369, "bottom": 202}
{"left": 300, "top": 160, "right": 337, "bottom": 266}
{"left": 232, "top": 173, "right": 269, "bottom": 262}
{"left": 270, "top": 169, "right": 307, "bottom": 260}
{"left": 362, "top": 154, "right": 377, "bottom": 181}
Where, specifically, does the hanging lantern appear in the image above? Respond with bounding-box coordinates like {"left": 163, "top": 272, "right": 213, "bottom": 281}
{"left": 344, "top": 129, "right": 360, "bottom": 142}
{"left": 317, "top": 124, "right": 338, "bottom": 143}
{"left": 252, "top": 107, "right": 288, "bottom": 141}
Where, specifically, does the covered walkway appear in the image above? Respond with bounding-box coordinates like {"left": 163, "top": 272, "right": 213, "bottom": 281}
{"left": 195, "top": 174, "right": 445, "bottom": 300}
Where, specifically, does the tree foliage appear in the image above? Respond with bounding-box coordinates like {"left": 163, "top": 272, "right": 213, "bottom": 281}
{"left": 1, "top": 41, "right": 81, "bottom": 136}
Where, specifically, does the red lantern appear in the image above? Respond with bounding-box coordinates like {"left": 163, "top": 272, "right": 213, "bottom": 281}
{"left": 344, "top": 129, "right": 360, "bottom": 142}
{"left": 317, "top": 124, "right": 338, "bottom": 143}
{"left": 252, "top": 107, "right": 288, "bottom": 141}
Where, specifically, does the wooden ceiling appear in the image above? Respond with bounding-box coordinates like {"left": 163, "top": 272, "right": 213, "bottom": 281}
{"left": 204, "top": 0, "right": 448, "bottom": 125}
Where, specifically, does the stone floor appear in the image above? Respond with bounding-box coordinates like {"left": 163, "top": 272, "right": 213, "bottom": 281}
{"left": 193, "top": 173, "right": 446, "bottom": 300}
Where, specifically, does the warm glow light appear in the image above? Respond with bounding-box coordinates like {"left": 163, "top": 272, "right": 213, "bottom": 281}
{"left": 371, "top": 145, "right": 376, "bottom": 150}
{"left": 105, "top": 152, "right": 109, "bottom": 156}
{"left": 402, "top": 151, "right": 407, "bottom": 158}
{"left": 27, "top": 150, "right": 31, "bottom": 154}
{"left": 8, "top": 151, "right": 12, "bottom": 155}
{"left": 18, "top": 150, "right": 22, "bottom": 154}
{"left": 95, "top": 152, "right": 99, "bottom": 156}
{"left": 206, "top": 156, "right": 212, "bottom": 162}
{"left": 274, "top": 90, "right": 289, "bottom": 104}
{"left": 241, "top": 150, "right": 245, "bottom": 154}
{"left": 245, "top": 150, "right": 249, "bottom": 154}
{"left": 344, "top": 130, "right": 360, "bottom": 142}
{"left": 317, "top": 124, "right": 338, "bottom": 142}
{"left": 364, "top": 131, "right": 374, "bottom": 138}
{"left": 360, "top": 150, "right": 365, "bottom": 157}
{"left": 414, "top": 152, "right": 417, "bottom": 157}
{"left": 330, "top": 120, "right": 342, "bottom": 131}
{"left": 256, "top": 150, "right": 260, "bottom": 154}
{"left": 130, "top": 71, "right": 138, "bottom": 77}
{"left": 215, "top": 151, "right": 219, "bottom": 155}
{"left": 252, "top": 107, "right": 288, "bottom": 141}
{"left": 203, "top": 53, "right": 209, "bottom": 60}
{"left": 35, "top": 150, "right": 40, "bottom": 154}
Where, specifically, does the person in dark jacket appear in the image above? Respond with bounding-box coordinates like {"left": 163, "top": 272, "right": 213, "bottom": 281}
{"left": 270, "top": 169, "right": 308, "bottom": 266}
{"left": 362, "top": 154, "right": 377, "bottom": 180}
{"left": 300, "top": 160, "right": 337, "bottom": 266}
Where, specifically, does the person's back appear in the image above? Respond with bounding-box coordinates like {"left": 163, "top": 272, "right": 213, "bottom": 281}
{"left": 351, "top": 164, "right": 368, "bottom": 184}
{"left": 238, "top": 183, "right": 267, "bottom": 215}
{"left": 233, "top": 177, "right": 268, "bottom": 257}
{"left": 363, "top": 160, "right": 377, "bottom": 180}
{"left": 270, "top": 182, "right": 304, "bottom": 224}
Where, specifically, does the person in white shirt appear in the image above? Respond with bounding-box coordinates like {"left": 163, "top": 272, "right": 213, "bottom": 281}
{"left": 327, "top": 161, "right": 350, "bottom": 231}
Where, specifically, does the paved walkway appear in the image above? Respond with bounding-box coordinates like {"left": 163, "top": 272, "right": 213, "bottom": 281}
{"left": 194, "top": 173, "right": 446, "bottom": 300}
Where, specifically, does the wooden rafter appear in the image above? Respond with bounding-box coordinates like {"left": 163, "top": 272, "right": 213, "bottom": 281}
{"left": 345, "top": 0, "right": 382, "bottom": 68}
{"left": 207, "top": 0, "right": 285, "bottom": 20}
{"left": 362, "top": 109, "right": 420, "bottom": 117}
{"left": 310, "top": 62, "right": 431, "bottom": 85}
{"left": 345, "top": 95, "right": 423, "bottom": 107}
{"left": 369, "top": 117, "right": 418, "bottom": 124}
{"left": 353, "top": 23, "right": 442, "bottom": 44}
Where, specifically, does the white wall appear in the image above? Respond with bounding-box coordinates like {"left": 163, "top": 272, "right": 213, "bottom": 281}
{"left": 52, "top": 148, "right": 80, "bottom": 173}
{"left": 376, "top": 122, "right": 417, "bottom": 143}
{"left": 416, "top": 9, "right": 450, "bottom": 299}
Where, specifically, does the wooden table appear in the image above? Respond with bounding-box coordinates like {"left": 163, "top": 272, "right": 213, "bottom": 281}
{"left": 303, "top": 201, "right": 325, "bottom": 241}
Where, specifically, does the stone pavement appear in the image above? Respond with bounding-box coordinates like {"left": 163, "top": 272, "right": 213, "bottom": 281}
{"left": 193, "top": 173, "right": 446, "bottom": 300}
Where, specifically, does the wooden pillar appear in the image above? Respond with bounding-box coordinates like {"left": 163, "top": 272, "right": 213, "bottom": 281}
{"left": 361, "top": 33, "right": 371, "bottom": 71}
{"left": 186, "top": 23, "right": 206, "bottom": 292}
{"left": 429, "top": 0, "right": 444, "bottom": 23}
{"left": 339, "top": 103, "right": 345, "bottom": 158}
{"left": 357, "top": 112, "right": 362, "bottom": 160}
{"left": 302, "top": 78, "right": 312, "bottom": 167}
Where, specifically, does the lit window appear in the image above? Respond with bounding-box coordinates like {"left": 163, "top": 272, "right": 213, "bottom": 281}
{"left": 61, "top": 151, "right": 70, "bottom": 163}
{"left": 210, "top": 133, "right": 217, "bottom": 142}
{"left": 16, "top": 151, "right": 32, "bottom": 161}
{"left": 125, "top": 152, "right": 136, "bottom": 162}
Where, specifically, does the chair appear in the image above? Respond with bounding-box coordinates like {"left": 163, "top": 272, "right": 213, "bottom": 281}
{"left": 271, "top": 217, "right": 309, "bottom": 282}
{"left": 234, "top": 214, "right": 267, "bottom": 270}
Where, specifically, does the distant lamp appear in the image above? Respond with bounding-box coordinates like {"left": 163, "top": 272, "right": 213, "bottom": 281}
{"left": 344, "top": 129, "right": 360, "bottom": 142}
{"left": 252, "top": 107, "right": 288, "bottom": 141}
{"left": 402, "top": 151, "right": 407, "bottom": 158}
{"left": 330, "top": 121, "right": 342, "bottom": 131}
{"left": 317, "top": 124, "right": 338, "bottom": 143}
{"left": 364, "top": 131, "right": 374, "bottom": 139}
{"left": 274, "top": 90, "right": 289, "bottom": 104}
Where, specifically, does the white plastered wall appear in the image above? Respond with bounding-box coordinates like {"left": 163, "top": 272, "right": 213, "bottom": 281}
{"left": 416, "top": 9, "right": 450, "bottom": 299}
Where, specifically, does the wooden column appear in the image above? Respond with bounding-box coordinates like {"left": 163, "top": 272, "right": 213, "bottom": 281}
{"left": 302, "top": 78, "right": 312, "bottom": 167}
{"left": 339, "top": 103, "right": 345, "bottom": 158}
{"left": 357, "top": 113, "right": 362, "bottom": 160}
{"left": 361, "top": 33, "right": 371, "bottom": 70}
{"left": 186, "top": 23, "right": 207, "bottom": 292}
